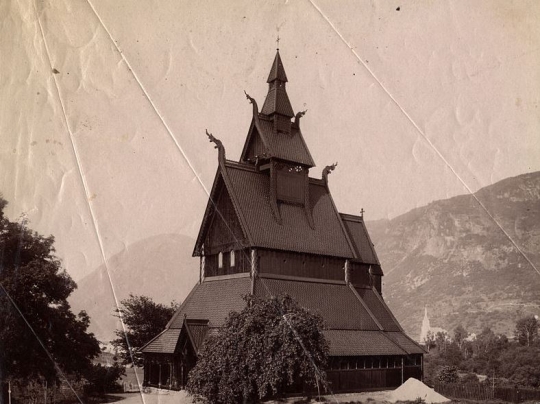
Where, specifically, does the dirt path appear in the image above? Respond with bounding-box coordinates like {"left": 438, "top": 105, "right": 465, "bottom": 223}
{"left": 106, "top": 389, "right": 394, "bottom": 404}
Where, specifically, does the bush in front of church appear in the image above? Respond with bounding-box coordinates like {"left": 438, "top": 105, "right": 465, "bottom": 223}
{"left": 186, "top": 294, "right": 329, "bottom": 404}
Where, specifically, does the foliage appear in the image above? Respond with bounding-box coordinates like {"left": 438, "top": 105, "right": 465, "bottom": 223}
{"left": 453, "top": 325, "right": 468, "bottom": 350}
{"left": 514, "top": 315, "right": 538, "bottom": 347}
{"left": 111, "top": 294, "right": 179, "bottom": 366}
{"left": 0, "top": 197, "right": 100, "bottom": 385}
{"left": 498, "top": 346, "right": 540, "bottom": 388}
{"left": 186, "top": 294, "right": 329, "bottom": 404}
{"left": 83, "top": 363, "right": 125, "bottom": 396}
{"left": 424, "top": 317, "right": 540, "bottom": 389}
{"left": 423, "top": 330, "right": 436, "bottom": 352}
{"left": 459, "top": 373, "right": 479, "bottom": 384}
{"left": 437, "top": 365, "right": 459, "bottom": 383}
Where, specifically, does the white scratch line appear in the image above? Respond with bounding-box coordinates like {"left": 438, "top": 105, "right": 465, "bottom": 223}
{"left": 85, "top": 0, "right": 210, "bottom": 199}
{"left": 307, "top": 0, "right": 539, "bottom": 278}
{"left": 32, "top": 0, "right": 144, "bottom": 397}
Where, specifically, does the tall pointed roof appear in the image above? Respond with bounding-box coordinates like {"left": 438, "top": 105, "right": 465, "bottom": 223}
{"left": 267, "top": 50, "right": 288, "bottom": 83}
{"left": 261, "top": 50, "right": 294, "bottom": 117}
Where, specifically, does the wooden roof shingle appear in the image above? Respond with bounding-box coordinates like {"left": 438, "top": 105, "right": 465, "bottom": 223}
{"left": 167, "top": 276, "right": 251, "bottom": 329}
{"left": 225, "top": 164, "right": 354, "bottom": 258}
{"left": 140, "top": 329, "right": 181, "bottom": 354}
{"left": 323, "top": 330, "right": 407, "bottom": 356}
{"left": 340, "top": 214, "right": 380, "bottom": 265}
{"left": 255, "top": 277, "right": 380, "bottom": 330}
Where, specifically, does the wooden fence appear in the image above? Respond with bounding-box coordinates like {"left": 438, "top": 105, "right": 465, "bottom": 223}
{"left": 434, "top": 382, "right": 540, "bottom": 403}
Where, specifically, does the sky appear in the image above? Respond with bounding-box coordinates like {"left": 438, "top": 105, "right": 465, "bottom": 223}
{"left": 1, "top": 0, "right": 539, "bottom": 281}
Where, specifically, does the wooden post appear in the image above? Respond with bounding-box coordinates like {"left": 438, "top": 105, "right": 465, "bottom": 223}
{"left": 401, "top": 357, "right": 404, "bottom": 385}
{"left": 200, "top": 245, "right": 205, "bottom": 283}
{"left": 169, "top": 362, "right": 173, "bottom": 390}
{"left": 344, "top": 259, "right": 350, "bottom": 284}
{"left": 250, "top": 248, "right": 257, "bottom": 294}
{"left": 421, "top": 355, "right": 424, "bottom": 382}
{"left": 158, "top": 364, "right": 162, "bottom": 389}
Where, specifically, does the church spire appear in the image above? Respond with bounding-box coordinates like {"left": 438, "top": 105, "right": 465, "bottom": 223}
{"left": 266, "top": 50, "right": 288, "bottom": 83}
{"left": 261, "top": 50, "right": 294, "bottom": 118}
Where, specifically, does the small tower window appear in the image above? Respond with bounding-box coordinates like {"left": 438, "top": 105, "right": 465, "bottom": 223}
{"left": 230, "top": 250, "right": 235, "bottom": 267}
{"left": 218, "top": 252, "right": 223, "bottom": 269}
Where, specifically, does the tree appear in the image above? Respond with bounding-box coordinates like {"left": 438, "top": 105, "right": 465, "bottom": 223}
{"left": 187, "top": 294, "right": 329, "bottom": 404}
{"left": 423, "top": 330, "right": 436, "bottom": 352}
{"left": 514, "top": 315, "right": 538, "bottom": 347}
{"left": 435, "top": 331, "right": 449, "bottom": 353}
{"left": 0, "top": 197, "right": 100, "bottom": 385}
{"left": 453, "top": 325, "right": 468, "bottom": 350}
{"left": 112, "top": 294, "right": 178, "bottom": 366}
{"left": 436, "top": 366, "right": 459, "bottom": 384}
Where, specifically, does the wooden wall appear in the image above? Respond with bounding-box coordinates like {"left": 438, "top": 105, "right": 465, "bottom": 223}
{"left": 258, "top": 249, "right": 344, "bottom": 280}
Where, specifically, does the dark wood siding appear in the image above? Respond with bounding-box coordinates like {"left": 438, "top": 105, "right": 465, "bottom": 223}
{"left": 204, "top": 249, "right": 250, "bottom": 277}
{"left": 350, "top": 263, "right": 371, "bottom": 287}
{"left": 258, "top": 249, "right": 344, "bottom": 280}
{"left": 244, "top": 130, "right": 266, "bottom": 163}
{"left": 205, "top": 183, "right": 245, "bottom": 254}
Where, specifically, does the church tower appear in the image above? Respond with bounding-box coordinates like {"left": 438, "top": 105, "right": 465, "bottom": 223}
{"left": 141, "top": 49, "right": 424, "bottom": 392}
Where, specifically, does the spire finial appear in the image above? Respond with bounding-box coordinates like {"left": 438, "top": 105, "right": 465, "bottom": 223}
{"left": 360, "top": 208, "right": 365, "bottom": 218}
{"left": 276, "top": 35, "right": 280, "bottom": 51}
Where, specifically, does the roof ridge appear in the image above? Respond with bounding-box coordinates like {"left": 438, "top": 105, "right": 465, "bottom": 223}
{"left": 348, "top": 284, "right": 384, "bottom": 331}
{"left": 371, "top": 286, "right": 404, "bottom": 332}
{"left": 224, "top": 160, "right": 258, "bottom": 172}
{"left": 165, "top": 282, "right": 202, "bottom": 329}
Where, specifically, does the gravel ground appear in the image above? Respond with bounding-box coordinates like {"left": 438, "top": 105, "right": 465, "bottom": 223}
{"left": 106, "top": 389, "right": 394, "bottom": 404}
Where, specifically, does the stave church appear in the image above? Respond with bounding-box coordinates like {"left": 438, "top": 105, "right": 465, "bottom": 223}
{"left": 141, "top": 49, "right": 424, "bottom": 393}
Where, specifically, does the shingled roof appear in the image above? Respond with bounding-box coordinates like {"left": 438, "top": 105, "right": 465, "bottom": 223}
{"left": 167, "top": 276, "right": 251, "bottom": 328}
{"left": 262, "top": 51, "right": 294, "bottom": 117}
{"left": 140, "top": 329, "right": 181, "bottom": 354}
{"left": 255, "top": 277, "right": 380, "bottom": 330}
{"left": 341, "top": 214, "right": 380, "bottom": 265}
{"left": 240, "top": 116, "right": 315, "bottom": 167}
{"left": 223, "top": 162, "right": 354, "bottom": 258}
{"left": 150, "top": 275, "right": 423, "bottom": 357}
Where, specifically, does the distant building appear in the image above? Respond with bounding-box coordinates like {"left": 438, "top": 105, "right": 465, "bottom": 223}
{"left": 141, "top": 49, "right": 424, "bottom": 393}
{"left": 419, "top": 306, "right": 447, "bottom": 343}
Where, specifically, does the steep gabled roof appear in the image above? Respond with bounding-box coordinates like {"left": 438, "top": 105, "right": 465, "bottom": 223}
{"left": 140, "top": 328, "right": 181, "bottom": 354}
{"left": 167, "top": 276, "right": 251, "bottom": 328}
{"left": 340, "top": 213, "right": 381, "bottom": 265}
{"left": 224, "top": 162, "right": 354, "bottom": 257}
{"left": 240, "top": 117, "right": 315, "bottom": 167}
{"left": 184, "top": 319, "right": 209, "bottom": 352}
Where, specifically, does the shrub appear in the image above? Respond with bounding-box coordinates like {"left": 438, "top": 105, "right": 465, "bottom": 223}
{"left": 186, "top": 294, "right": 328, "bottom": 404}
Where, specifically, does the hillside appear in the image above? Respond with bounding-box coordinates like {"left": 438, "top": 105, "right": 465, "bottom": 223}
{"left": 367, "top": 172, "right": 540, "bottom": 340}
{"left": 69, "top": 233, "right": 198, "bottom": 342}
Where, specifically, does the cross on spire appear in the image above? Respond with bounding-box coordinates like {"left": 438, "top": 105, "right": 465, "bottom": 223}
{"left": 360, "top": 208, "right": 365, "bottom": 217}
{"left": 276, "top": 35, "right": 280, "bottom": 50}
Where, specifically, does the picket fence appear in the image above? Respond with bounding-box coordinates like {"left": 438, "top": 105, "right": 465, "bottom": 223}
{"left": 434, "top": 382, "right": 540, "bottom": 403}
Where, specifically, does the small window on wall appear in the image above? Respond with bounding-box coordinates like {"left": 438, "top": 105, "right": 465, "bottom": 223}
{"left": 230, "top": 250, "right": 235, "bottom": 267}
{"left": 218, "top": 252, "right": 223, "bottom": 269}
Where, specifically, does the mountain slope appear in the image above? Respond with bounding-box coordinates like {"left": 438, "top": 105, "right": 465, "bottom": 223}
{"left": 69, "top": 234, "right": 198, "bottom": 342}
{"left": 367, "top": 171, "right": 540, "bottom": 340}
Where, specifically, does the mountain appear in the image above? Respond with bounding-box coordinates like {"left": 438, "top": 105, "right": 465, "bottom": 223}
{"left": 367, "top": 172, "right": 540, "bottom": 340}
{"left": 69, "top": 233, "right": 199, "bottom": 342}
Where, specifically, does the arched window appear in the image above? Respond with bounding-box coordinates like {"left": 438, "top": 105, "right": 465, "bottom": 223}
{"left": 230, "top": 250, "right": 235, "bottom": 267}
{"left": 218, "top": 252, "right": 223, "bottom": 269}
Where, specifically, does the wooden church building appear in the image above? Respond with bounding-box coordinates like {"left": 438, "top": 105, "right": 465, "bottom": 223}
{"left": 141, "top": 50, "right": 424, "bottom": 392}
